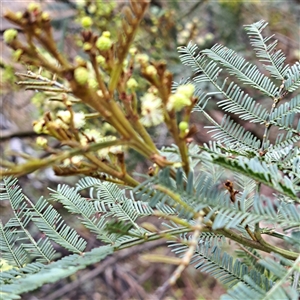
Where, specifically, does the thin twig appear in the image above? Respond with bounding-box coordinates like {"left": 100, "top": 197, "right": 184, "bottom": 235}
{"left": 154, "top": 215, "right": 203, "bottom": 299}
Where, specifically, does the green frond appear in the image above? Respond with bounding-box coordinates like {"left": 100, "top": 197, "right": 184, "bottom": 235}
{"left": 269, "top": 95, "right": 300, "bottom": 137}
{"left": 48, "top": 184, "right": 116, "bottom": 244}
{"left": 0, "top": 262, "right": 44, "bottom": 285}
{"left": 93, "top": 182, "right": 150, "bottom": 234}
{"left": 266, "top": 146, "right": 299, "bottom": 168}
{"left": 217, "top": 81, "right": 269, "bottom": 123}
{"left": 1, "top": 177, "right": 56, "bottom": 263}
{"left": 170, "top": 240, "right": 272, "bottom": 290}
{"left": 178, "top": 44, "right": 268, "bottom": 124}
{"left": 26, "top": 196, "right": 87, "bottom": 253}
{"left": 204, "top": 152, "right": 298, "bottom": 200}
{"left": 0, "top": 220, "right": 28, "bottom": 268}
{"left": 0, "top": 245, "right": 113, "bottom": 300}
{"left": 202, "top": 44, "right": 278, "bottom": 97}
{"left": 285, "top": 62, "right": 300, "bottom": 92}
{"left": 234, "top": 174, "right": 256, "bottom": 209}
{"left": 274, "top": 118, "right": 300, "bottom": 137}
{"left": 205, "top": 114, "right": 261, "bottom": 152}
{"left": 134, "top": 170, "right": 194, "bottom": 219}
{"left": 236, "top": 248, "right": 265, "bottom": 274}
{"left": 272, "top": 131, "right": 300, "bottom": 151}
{"left": 178, "top": 42, "right": 223, "bottom": 84}
{"left": 222, "top": 255, "right": 300, "bottom": 300}
{"left": 136, "top": 167, "right": 299, "bottom": 233}
{"left": 244, "top": 20, "right": 290, "bottom": 80}
{"left": 270, "top": 95, "right": 300, "bottom": 123}
{"left": 75, "top": 176, "right": 102, "bottom": 191}
{"left": 194, "top": 232, "right": 226, "bottom": 248}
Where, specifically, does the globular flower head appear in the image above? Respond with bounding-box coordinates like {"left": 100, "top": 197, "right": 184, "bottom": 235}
{"left": 81, "top": 16, "right": 93, "bottom": 28}
{"left": 57, "top": 110, "right": 71, "bottom": 123}
{"left": 36, "top": 136, "right": 48, "bottom": 147}
{"left": 167, "top": 84, "right": 194, "bottom": 111}
{"left": 33, "top": 119, "right": 48, "bottom": 134}
{"left": 167, "top": 94, "right": 191, "bottom": 112}
{"left": 76, "top": 0, "right": 86, "bottom": 8}
{"left": 74, "top": 67, "right": 89, "bottom": 85}
{"left": 41, "top": 12, "right": 50, "bottom": 21}
{"left": 176, "top": 84, "right": 195, "bottom": 98}
{"left": 75, "top": 55, "right": 86, "bottom": 66}
{"left": 87, "top": 4, "right": 97, "bottom": 14}
{"left": 126, "top": 78, "right": 138, "bottom": 90}
{"left": 179, "top": 121, "right": 189, "bottom": 131}
{"left": 140, "top": 93, "right": 164, "bottom": 127}
{"left": 57, "top": 110, "right": 85, "bottom": 129}
{"left": 205, "top": 32, "right": 214, "bottom": 42}
{"left": 73, "top": 112, "right": 86, "bottom": 129}
{"left": 145, "top": 65, "right": 157, "bottom": 76}
{"left": 96, "top": 33, "right": 112, "bottom": 51}
{"left": 102, "top": 31, "right": 111, "bottom": 38}
{"left": 83, "top": 42, "right": 92, "bottom": 51}
{"left": 16, "top": 12, "right": 23, "bottom": 20}
{"left": 129, "top": 47, "right": 137, "bottom": 55}
{"left": 63, "top": 155, "right": 83, "bottom": 166}
{"left": 28, "top": 2, "right": 41, "bottom": 13}
{"left": 88, "top": 78, "right": 98, "bottom": 90}
{"left": 96, "top": 55, "right": 106, "bottom": 67}
{"left": 3, "top": 29, "right": 18, "bottom": 44}
{"left": 135, "top": 54, "right": 149, "bottom": 65}
{"left": 81, "top": 128, "right": 102, "bottom": 146}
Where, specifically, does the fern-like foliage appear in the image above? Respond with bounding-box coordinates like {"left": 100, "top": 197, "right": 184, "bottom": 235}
{"left": 136, "top": 167, "right": 300, "bottom": 231}
{"left": 169, "top": 238, "right": 273, "bottom": 291}
{"left": 221, "top": 254, "right": 300, "bottom": 300}
{"left": 0, "top": 245, "right": 113, "bottom": 300}
{"left": 1, "top": 20, "right": 299, "bottom": 300}
{"left": 178, "top": 19, "right": 300, "bottom": 168}
{"left": 243, "top": 20, "right": 290, "bottom": 81}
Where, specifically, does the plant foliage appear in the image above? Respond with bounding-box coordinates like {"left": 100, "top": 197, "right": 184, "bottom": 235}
{"left": 1, "top": 2, "right": 299, "bottom": 298}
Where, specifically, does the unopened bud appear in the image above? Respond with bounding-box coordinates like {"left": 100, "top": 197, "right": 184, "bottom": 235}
{"left": 81, "top": 16, "right": 93, "bottom": 28}
{"left": 3, "top": 29, "right": 18, "bottom": 44}
{"left": 145, "top": 65, "right": 157, "bottom": 76}
{"left": 74, "top": 67, "right": 89, "bottom": 85}
{"left": 179, "top": 121, "right": 189, "bottom": 131}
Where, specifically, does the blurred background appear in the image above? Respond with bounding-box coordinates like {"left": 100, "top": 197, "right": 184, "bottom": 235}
{"left": 1, "top": 0, "right": 300, "bottom": 299}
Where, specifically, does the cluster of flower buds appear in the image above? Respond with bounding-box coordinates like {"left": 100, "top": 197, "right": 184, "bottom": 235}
{"left": 76, "top": 0, "right": 116, "bottom": 29}
{"left": 33, "top": 110, "right": 85, "bottom": 139}
{"left": 167, "top": 84, "right": 195, "bottom": 112}
{"left": 177, "top": 17, "right": 214, "bottom": 47}
{"left": 4, "top": 2, "right": 51, "bottom": 43}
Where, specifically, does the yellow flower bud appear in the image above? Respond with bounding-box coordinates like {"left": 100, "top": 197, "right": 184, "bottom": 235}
{"left": 176, "top": 84, "right": 195, "bottom": 98}
{"left": 96, "top": 55, "right": 106, "bottom": 66}
{"left": 28, "top": 2, "right": 41, "bottom": 12}
{"left": 102, "top": 31, "right": 111, "bottom": 38}
{"left": 74, "top": 67, "right": 89, "bottom": 85}
{"left": 129, "top": 47, "right": 137, "bottom": 55}
{"left": 135, "top": 54, "right": 149, "bottom": 64}
{"left": 36, "top": 136, "right": 48, "bottom": 147}
{"left": 83, "top": 42, "right": 92, "bottom": 51}
{"left": 126, "top": 78, "right": 138, "bottom": 90}
{"left": 41, "top": 12, "right": 50, "bottom": 21}
{"left": 145, "top": 65, "right": 157, "bottom": 76}
{"left": 81, "top": 16, "right": 93, "bottom": 28}
{"left": 179, "top": 121, "right": 189, "bottom": 131}
{"left": 96, "top": 35, "right": 112, "bottom": 51}
{"left": 16, "top": 12, "right": 23, "bottom": 20}
{"left": 3, "top": 29, "right": 18, "bottom": 44}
